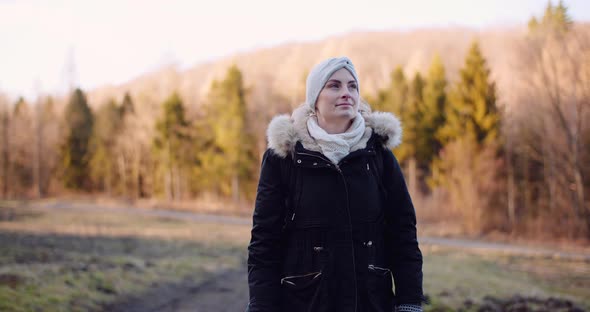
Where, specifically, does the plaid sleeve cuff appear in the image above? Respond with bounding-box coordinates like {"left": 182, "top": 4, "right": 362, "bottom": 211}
{"left": 395, "top": 304, "right": 423, "bottom": 312}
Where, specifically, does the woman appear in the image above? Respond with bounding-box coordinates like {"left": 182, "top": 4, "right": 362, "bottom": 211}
{"left": 247, "top": 57, "right": 424, "bottom": 312}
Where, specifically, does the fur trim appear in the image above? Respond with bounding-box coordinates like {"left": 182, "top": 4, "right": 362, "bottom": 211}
{"left": 266, "top": 103, "right": 402, "bottom": 158}
{"left": 266, "top": 114, "right": 297, "bottom": 158}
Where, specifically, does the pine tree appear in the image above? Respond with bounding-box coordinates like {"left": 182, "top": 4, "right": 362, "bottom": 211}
{"left": 37, "top": 96, "right": 59, "bottom": 196}
{"left": 419, "top": 54, "right": 447, "bottom": 171}
{"left": 61, "top": 88, "right": 94, "bottom": 190}
{"left": 204, "top": 65, "right": 257, "bottom": 202}
{"left": 528, "top": 17, "right": 539, "bottom": 33}
{"left": 437, "top": 41, "right": 499, "bottom": 147}
{"left": 153, "top": 93, "right": 191, "bottom": 200}
{"left": 372, "top": 66, "right": 409, "bottom": 115}
{"left": 530, "top": 1, "right": 572, "bottom": 35}
{"left": 553, "top": 1, "right": 573, "bottom": 32}
{"left": 12, "top": 98, "right": 34, "bottom": 194}
{"left": 432, "top": 42, "right": 502, "bottom": 232}
{"left": 121, "top": 92, "right": 134, "bottom": 115}
{"left": 89, "top": 99, "right": 123, "bottom": 193}
{"left": 396, "top": 72, "right": 424, "bottom": 165}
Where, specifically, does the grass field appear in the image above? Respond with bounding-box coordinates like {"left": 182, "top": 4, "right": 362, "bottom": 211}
{"left": 0, "top": 200, "right": 588, "bottom": 311}
{"left": 0, "top": 201, "right": 250, "bottom": 311}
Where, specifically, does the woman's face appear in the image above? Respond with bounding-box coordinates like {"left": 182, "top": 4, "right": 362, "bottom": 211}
{"left": 315, "top": 68, "right": 359, "bottom": 125}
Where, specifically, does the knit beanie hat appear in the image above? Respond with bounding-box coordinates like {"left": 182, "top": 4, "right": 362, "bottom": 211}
{"left": 306, "top": 57, "right": 360, "bottom": 110}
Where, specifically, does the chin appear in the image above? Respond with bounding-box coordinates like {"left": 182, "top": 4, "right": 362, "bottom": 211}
{"left": 333, "top": 111, "right": 356, "bottom": 121}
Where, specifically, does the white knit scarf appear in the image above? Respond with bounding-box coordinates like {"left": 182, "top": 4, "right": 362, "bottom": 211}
{"left": 306, "top": 112, "right": 366, "bottom": 165}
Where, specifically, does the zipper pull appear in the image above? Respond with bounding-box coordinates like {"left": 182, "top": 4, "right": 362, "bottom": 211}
{"left": 291, "top": 213, "right": 295, "bottom": 221}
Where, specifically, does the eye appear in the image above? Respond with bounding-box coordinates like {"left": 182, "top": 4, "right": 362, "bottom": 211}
{"left": 349, "top": 83, "right": 358, "bottom": 90}
{"left": 327, "top": 83, "right": 339, "bottom": 89}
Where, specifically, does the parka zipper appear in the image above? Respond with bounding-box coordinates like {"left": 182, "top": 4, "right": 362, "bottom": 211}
{"left": 295, "top": 151, "right": 359, "bottom": 311}
{"left": 337, "top": 166, "right": 358, "bottom": 312}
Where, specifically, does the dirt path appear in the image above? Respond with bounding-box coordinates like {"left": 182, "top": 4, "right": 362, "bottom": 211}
{"left": 104, "top": 267, "right": 249, "bottom": 312}
{"left": 159, "top": 268, "right": 249, "bottom": 312}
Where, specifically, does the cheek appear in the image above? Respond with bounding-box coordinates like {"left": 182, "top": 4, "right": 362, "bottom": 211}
{"left": 317, "top": 92, "right": 336, "bottom": 110}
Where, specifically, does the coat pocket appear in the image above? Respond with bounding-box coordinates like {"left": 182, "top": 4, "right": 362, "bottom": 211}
{"left": 367, "top": 265, "right": 394, "bottom": 312}
{"left": 281, "top": 271, "right": 323, "bottom": 312}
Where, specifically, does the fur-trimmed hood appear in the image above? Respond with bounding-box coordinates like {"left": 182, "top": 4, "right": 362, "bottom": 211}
{"left": 267, "top": 102, "right": 402, "bottom": 158}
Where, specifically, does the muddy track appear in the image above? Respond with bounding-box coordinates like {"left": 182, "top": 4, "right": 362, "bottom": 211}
{"left": 103, "top": 266, "right": 249, "bottom": 312}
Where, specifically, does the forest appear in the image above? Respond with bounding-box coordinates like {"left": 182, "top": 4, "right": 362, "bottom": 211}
{"left": 1, "top": 2, "right": 588, "bottom": 240}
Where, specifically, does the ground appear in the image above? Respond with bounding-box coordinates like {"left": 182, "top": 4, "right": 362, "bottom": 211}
{"left": 0, "top": 199, "right": 588, "bottom": 312}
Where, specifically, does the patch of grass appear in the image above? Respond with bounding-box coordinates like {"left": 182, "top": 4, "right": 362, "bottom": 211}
{"left": 0, "top": 205, "right": 250, "bottom": 311}
{"left": 422, "top": 247, "right": 590, "bottom": 311}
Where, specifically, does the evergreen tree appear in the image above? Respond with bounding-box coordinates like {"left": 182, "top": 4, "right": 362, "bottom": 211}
{"left": 530, "top": 1, "right": 572, "bottom": 34}
{"left": 437, "top": 41, "right": 499, "bottom": 147}
{"left": 390, "top": 67, "right": 409, "bottom": 116}
{"left": 204, "top": 65, "right": 257, "bottom": 202}
{"left": 60, "top": 88, "right": 94, "bottom": 190}
{"left": 396, "top": 72, "right": 424, "bottom": 165}
{"left": 89, "top": 99, "right": 123, "bottom": 193}
{"left": 419, "top": 54, "right": 447, "bottom": 172}
{"left": 432, "top": 42, "right": 502, "bottom": 232}
{"left": 528, "top": 17, "right": 539, "bottom": 33}
{"left": 153, "top": 93, "right": 191, "bottom": 200}
{"left": 553, "top": 1, "right": 573, "bottom": 32}
{"left": 121, "top": 92, "right": 134, "bottom": 115}
{"left": 37, "top": 96, "right": 59, "bottom": 196}
{"left": 372, "top": 66, "right": 408, "bottom": 115}
{"left": 12, "top": 97, "right": 34, "bottom": 193}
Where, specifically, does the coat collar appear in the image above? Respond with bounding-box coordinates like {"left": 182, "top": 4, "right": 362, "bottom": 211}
{"left": 266, "top": 102, "right": 402, "bottom": 158}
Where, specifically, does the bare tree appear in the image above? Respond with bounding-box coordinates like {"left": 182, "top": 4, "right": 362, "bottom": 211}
{"left": 513, "top": 25, "right": 590, "bottom": 237}
{"left": 0, "top": 94, "right": 10, "bottom": 198}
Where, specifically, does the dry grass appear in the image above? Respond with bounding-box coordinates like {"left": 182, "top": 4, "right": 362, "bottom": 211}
{"left": 0, "top": 201, "right": 250, "bottom": 312}
{"left": 422, "top": 247, "right": 590, "bottom": 311}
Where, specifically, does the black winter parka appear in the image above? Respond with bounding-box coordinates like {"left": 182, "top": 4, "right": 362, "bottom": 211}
{"left": 247, "top": 104, "right": 424, "bottom": 312}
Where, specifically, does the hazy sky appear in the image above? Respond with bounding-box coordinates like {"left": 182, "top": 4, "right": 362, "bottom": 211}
{"left": 1, "top": 0, "right": 589, "bottom": 100}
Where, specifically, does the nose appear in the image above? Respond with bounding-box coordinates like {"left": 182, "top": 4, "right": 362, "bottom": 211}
{"left": 340, "top": 87, "right": 352, "bottom": 98}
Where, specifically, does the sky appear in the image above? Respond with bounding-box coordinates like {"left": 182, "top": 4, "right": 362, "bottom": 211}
{"left": 1, "top": 0, "right": 589, "bottom": 101}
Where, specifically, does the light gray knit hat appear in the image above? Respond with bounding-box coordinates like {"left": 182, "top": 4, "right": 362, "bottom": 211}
{"left": 306, "top": 57, "right": 360, "bottom": 110}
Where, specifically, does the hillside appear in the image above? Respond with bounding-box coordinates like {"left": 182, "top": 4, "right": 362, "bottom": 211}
{"left": 86, "top": 26, "right": 529, "bottom": 117}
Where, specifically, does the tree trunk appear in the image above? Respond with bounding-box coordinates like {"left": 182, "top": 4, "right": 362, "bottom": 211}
{"left": 173, "top": 165, "right": 181, "bottom": 201}
{"left": 232, "top": 174, "right": 239, "bottom": 204}
{"left": 33, "top": 104, "right": 42, "bottom": 198}
{"left": 165, "top": 168, "right": 172, "bottom": 201}
{"left": 1, "top": 112, "right": 9, "bottom": 198}
{"left": 407, "top": 157, "right": 417, "bottom": 197}
{"left": 571, "top": 143, "right": 587, "bottom": 235}
{"left": 506, "top": 140, "right": 516, "bottom": 228}
{"left": 118, "top": 155, "right": 127, "bottom": 196}
{"left": 543, "top": 138, "right": 557, "bottom": 215}
{"left": 133, "top": 153, "right": 140, "bottom": 199}
{"left": 522, "top": 149, "right": 530, "bottom": 219}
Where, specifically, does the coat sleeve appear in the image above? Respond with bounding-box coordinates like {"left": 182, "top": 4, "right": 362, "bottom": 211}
{"left": 247, "top": 149, "right": 287, "bottom": 311}
{"left": 381, "top": 147, "right": 425, "bottom": 305}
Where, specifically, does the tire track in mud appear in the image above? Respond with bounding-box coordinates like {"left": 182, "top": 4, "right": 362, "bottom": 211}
{"left": 104, "top": 267, "right": 249, "bottom": 312}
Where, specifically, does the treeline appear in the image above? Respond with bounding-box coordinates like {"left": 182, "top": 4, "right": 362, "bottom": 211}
{"left": 0, "top": 2, "right": 588, "bottom": 238}
{"left": 365, "top": 2, "right": 589, "bottom": 238}
{"left": 0, "top": 66, "right": 259, "bottom": 204}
